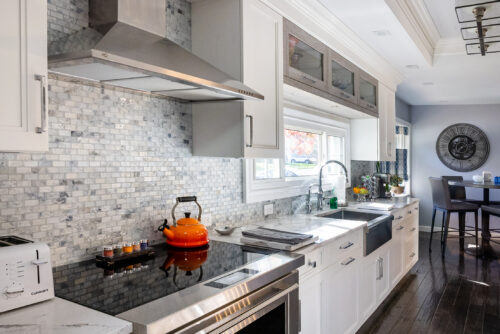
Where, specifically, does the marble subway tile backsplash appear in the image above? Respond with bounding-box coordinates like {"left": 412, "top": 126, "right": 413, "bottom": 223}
{"left": 0, "top": 77, "right": 303, "bottom": 266}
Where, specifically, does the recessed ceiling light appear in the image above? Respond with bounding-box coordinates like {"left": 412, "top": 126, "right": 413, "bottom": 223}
{"left": 372, "top": 30, "right": 391, "bottom": 36}
{"left": 405, "top": 65, "right": 420, "bottom": 70}
{"left": 423, "top": 82, "right": 434, "bottom": 86}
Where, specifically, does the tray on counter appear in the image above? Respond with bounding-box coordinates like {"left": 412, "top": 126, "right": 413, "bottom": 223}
{"left": 95, "top": 248, "right": 155, "bottom": 268}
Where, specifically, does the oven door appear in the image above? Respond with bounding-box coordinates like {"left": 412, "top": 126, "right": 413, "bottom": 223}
{"left": 176, "top": 271, "right": 299, "bottom": 334}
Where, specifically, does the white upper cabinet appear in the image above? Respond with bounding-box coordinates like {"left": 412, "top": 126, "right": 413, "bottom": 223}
{"left": 350, "top": 83, "right": 396, "bottom": 161}
{"left": 191, "top": 0, "right": 284, "bottom": 158}
{"left": 0, "top": 0, "right": 48, "bottom": 152}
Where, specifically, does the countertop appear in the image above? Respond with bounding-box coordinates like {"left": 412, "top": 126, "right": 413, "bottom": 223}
{"left": 210, "top": 197, "right": 419, "bottom": 253}
{"left": 0, "top": 297, "right": 132, "bottom": 334}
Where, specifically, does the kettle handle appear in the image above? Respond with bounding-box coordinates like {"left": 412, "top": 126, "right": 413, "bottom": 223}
{"left": 172, "top": 196, "right": 202, "bottom": 224}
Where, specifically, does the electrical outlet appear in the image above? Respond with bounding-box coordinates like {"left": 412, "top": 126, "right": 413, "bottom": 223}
{"left": 264, "top": 203, "right": 274, "bottom": 216}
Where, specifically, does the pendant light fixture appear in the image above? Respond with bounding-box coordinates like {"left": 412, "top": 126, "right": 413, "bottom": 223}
{"left": 455, "top": 1, "right": 500, "bottom": 55}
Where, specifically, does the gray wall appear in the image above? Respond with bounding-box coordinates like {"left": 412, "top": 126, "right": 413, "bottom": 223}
{"left": 411, "top": 104, "right": 500, "bottom": 228}
{"left": 396, "top": 98, "right": 411, "bottom": 123}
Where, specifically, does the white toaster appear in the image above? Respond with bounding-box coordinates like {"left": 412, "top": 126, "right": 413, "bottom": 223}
{"left": 0, "top": 236, "right": 54, "bottom": 312}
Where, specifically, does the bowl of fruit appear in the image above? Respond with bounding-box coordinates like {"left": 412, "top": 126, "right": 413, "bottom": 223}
{"left": 353, "top": 186, "right": 369, "bottom": 201}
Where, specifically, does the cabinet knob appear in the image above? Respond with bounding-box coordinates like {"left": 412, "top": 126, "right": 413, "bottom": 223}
{"left": 410, "top": 252, "right": 416, "bottom": 258}
{"left": 308, "top": 260, "right": 317, "bottom": 268}
{"left": 397, "top": 216, "right": 403, "bottom": 220}
{"left": 410, "top": 227, "right": 416, "bottom": 232}
{"left": 408, "top": 210, "right": 412, "bottom": 214}
{"left": 396, "top": 225, "right": 404, "bottom": 231}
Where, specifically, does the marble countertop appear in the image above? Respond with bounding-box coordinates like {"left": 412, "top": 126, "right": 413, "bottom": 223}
{"left": 210, "top": 197, "right": 419, "bottom": 253}
{"left": 0, "top": 297, "right": 132, "bottom": 334}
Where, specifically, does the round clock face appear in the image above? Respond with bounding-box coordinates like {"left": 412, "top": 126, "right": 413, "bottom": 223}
{"left": 436, "top": 123, "right": 489, "bottom": 172}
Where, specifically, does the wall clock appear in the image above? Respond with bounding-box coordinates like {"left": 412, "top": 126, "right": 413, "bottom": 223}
{"left": 436, "top": 123, "right": 489, "bottom": 172}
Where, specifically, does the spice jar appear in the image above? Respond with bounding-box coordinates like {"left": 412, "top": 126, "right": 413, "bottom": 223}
{"left": 132, "top": 241, "right": 140, "bottom": 252}
{"left": 103, "top": 245, "right": 113, "bottom": 258}
{"left": 113, "top": 244, "right": 123, "bottom": 256}
{"left": 140, "top": 240, "right": 148, "bottom": 250}
{"left": 123, "top": 243, "right": 133, "bottom": 254}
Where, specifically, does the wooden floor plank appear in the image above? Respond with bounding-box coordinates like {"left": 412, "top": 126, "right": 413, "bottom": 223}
{"left": 464, "top": 283, "right": 488, "bottom": 334}
{"left": 357, "top": 232, "right": 500, "bottom": 334}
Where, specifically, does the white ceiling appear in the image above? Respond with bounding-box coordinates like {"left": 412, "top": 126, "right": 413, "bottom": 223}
{"left": 318, "top": 0, "right": 500, "bottom": 106}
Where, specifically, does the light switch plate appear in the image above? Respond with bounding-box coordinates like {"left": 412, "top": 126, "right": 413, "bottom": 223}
{"left": 264, "top": 203, "right": 274, "bottom": 216}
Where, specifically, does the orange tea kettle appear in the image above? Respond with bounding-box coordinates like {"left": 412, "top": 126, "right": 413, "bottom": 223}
{"left": 158, "top": 196, "right": 209, "bottom": 248}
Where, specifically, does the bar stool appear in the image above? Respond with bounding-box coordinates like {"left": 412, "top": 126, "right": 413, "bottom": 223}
{"left": 442, "top": 176, "right": 482, "bottom": 242}
{"left": 429, "top": 177, "right": 480, "bottom": 255}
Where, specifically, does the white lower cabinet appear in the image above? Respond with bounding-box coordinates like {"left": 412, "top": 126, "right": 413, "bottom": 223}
{"left": 358, "top": 246, "right": 390, "bottom": 322}
{"left": 325, "top": 254, "right": 360, "bottom": 334}
{"left": 299, "top": 201, "right": 420, "bottom": 334}
{"left": 299, "top": 271, "right": 323, "bottom": 334}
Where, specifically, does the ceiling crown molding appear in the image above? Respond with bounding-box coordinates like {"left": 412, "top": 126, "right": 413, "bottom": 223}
{"left": 385, "top": 0, "right": 441, "bottom": 65}
{"left": 435, "top": 37, "right": 466, "bottom": 56}
{"left": 262, "top": 0, "right": 403, "bottom": 90}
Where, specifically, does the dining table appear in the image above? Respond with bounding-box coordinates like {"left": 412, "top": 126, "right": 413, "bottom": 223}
{"left": 449, "top": 180, "right": 500, "bottom": 258}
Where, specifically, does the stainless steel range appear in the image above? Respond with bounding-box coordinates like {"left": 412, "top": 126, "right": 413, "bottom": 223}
{"left": 54, "top": 240, "right": 303, "bottom": 334}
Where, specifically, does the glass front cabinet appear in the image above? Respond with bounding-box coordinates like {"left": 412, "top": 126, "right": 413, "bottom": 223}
{"left": 328, "top": 49, "right": 358, "bottom": 104}
{"left": 359, "top": 71, "right": 378, "bottom": 112}
{"left": 284, "top": 19, "right": 378, "bottom": 116}
{"left": 284, "top": 19, "right": 327, "bottom": 91}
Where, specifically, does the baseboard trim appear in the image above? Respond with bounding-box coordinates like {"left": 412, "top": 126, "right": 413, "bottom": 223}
{"left": 419, "top": 225, "right": 432, "bottom": 232}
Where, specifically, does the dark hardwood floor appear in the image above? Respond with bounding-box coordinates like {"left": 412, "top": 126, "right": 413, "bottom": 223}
{"left": 357, "top": 231, "right": 500, "bottom": 334}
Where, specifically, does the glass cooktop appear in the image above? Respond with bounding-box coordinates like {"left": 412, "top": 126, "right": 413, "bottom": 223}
{"left": 53, "top": 240, "right": 276, "bottom": 316}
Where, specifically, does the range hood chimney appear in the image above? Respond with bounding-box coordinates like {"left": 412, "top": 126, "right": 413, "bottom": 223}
{"left": 48, "top": 0, "right": 264, "bottom": 102}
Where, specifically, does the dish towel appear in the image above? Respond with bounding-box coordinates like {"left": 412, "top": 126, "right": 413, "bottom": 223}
{"left": 242, "top": 227, "right": 313, "bottom": 245}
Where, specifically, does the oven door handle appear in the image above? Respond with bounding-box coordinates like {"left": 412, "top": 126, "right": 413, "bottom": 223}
{"left": 210, "top": 284, "right": 299, "bottom": 334}
{"left": 176, "top": 273, "right": 299, "bottom": 334}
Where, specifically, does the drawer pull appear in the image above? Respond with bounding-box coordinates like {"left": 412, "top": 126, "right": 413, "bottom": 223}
{"left": 396, "top": 225, "right": 404, "bottom": 231}
{"left": 341, "top": 257, "right": 355, "bottom": 266}
{"left": 308, "top": 260, "right": 317, "bottom": 268}
{"left": 409, "top": 252, "right": 416, "bottom": 258}
{"left": 339, "top": 241, "right": 354, "bottom": 249}
{"left": 410, "top": 227, "right": 416, "bottom": 232}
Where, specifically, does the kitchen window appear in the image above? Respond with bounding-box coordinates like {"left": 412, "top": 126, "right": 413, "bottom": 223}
{"left": 245, "top": 105, "right": 350, "bottom": 203}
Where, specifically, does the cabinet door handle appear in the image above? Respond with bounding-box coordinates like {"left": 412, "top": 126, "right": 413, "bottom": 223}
{"left": 408, "top": 210, "right": 412, "bottom": 214}
{"left": 308, "top": 260, "right": 317, "bottom": 268}
{"left": 339, "top": 241, "right": 354, "bottom": 249}
{"left": 396, "top": 225, "right": 404, "bottom": 231}
{"left": 410, "top": 227, "right": 416, "bottom": 232}
{"left": 410, "top": 252, "right": 416, "bottom": 258}
{"left": 298, "top": 299, "right": 301, "bottom": 332}
{"left": 34, "top": 74, "right": 47, "bottom": 134}
{"left": 414, "top": 207, "right": 419, "bottom": 211}
{"left": 376, "top": 257, "right": 384, "bottom": 280}
{"left": 396, "top": 216, "right": 404, "bottom": 220}
{"left": 302, "top": 75, "right": 317, "bottom": 84}
{"left": 245, "top": 114, "right": 253, "bottom": 148}
{"left": 341, "top": 257, "right": 355, "bottom": 266}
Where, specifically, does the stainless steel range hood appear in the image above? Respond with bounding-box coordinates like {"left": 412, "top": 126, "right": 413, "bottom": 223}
{"left": 48, "top": 0, "right": 263, "bottom": 102}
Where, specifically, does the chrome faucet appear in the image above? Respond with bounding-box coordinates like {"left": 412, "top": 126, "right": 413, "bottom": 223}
{"left": 306, "top": 183, "right": 319, "bottom": 214}
{"left": 317, "top": 160, "right": 349, "bottom": 211}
